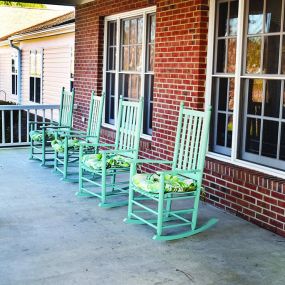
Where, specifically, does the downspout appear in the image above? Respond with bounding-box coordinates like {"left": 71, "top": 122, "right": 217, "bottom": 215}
{"left": 9, "top": 39, "right": 22, "bottom": 104}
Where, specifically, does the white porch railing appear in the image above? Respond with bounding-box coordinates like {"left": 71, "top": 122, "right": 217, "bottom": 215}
{"left": 0, "top": 104, "right": 60, "bottom": 147}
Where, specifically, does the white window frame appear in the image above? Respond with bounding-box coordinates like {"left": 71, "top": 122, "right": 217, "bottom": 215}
{"left": 206, "top": 0, "right": 285, "bottom": 179}
{"left": 102, "top": 6, "right": 156, "bottom": 141}
{"left": 29, "top": 48, "right": 43, "bottom": 104}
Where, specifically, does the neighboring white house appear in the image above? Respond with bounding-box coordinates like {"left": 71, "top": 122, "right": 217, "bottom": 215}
{"left": 0, "top": 11, "right": 75, "bottom": 105}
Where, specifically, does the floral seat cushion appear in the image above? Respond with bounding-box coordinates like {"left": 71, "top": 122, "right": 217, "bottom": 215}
{"left": 51, "top": 138, "right": 80, "bottom": 153}
{"left": 132, "top": 173, "right": 197, "bottom": 194}
{"left": 29, "top": 129, "right": 56, "bottom": 142}
{"left": 81, "top": 153, "right": 130, "bottom": 171}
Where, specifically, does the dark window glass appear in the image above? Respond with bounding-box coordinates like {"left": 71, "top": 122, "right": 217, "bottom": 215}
{"left": 217, "top": 113, "right": 226, "bottom": 146}
{"left": 70, "top": 81, "right": 74, "bottom": 92}
{"left": 227, "top": 38, "right": 236, "bottom": 73}
{"left": 229, "top": 0, "right": 238, "bottom": 36}
{"left": 227, "top": 114, "right": 233, "bottom": 148}
{"left": 105, "top": 72, "right": 115, "bottom": 124}
{"left": 245, "top": 118, "right": 261, "bottom": 155}
{"left": 218, "top": 2, "right": 228, "bottom": 37}
{"left": 12, "top": 75, "right": 16, "bottom": 95}
{"left": 217, "top": 39, "right": 226, "bottom": 72}
{"left": 247, "top": 79, "right": 263, "bottom": 115}
{"left": 29, "top": 77, "right": 34, "bottom": 102}
{"left": 261, "top": 120, "right": 279, "bottom": 158}
{"left": 265, "top": 0, "right": 282, "bottom": 33}
{"left": 279, "top": 123, "right": 285, "bottom": 160}
{"left": 246, "top": 37, "right": 261, "bottom": 73}
{"left": 248, "top": 0, "right": 264, "bottom": 34}
{"left": 280, "top": 35, "right": 285, "bottom": 74}
{"left": 218, "top": 78, "right": 228, "bottom": 111}
{"left": 35, "top": 78, "right": 41, "bottom": 103}
{"left": 263, "top": 36, "right": 280, "bottom": 74}
{"left": 264, "top": 80, "right": 281, "bottom": 118}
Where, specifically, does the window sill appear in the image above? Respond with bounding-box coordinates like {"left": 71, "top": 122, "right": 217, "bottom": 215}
{"left": 206, "top": 151, "right": 285, "bottom": 180}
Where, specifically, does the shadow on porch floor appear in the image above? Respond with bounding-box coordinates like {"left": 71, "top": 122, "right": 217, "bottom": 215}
{"left": 0, "top": 148, "right": 284, "bottom": 285}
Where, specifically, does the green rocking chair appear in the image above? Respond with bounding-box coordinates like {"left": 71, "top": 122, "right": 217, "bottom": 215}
{"left": 125, "top": 102, "right": 218, "bottom": 241}
{"left": 77, "top": 96, "right": 144, "bottom": 208}
{"left": 29, "top": 87, "right": 75, "bottom": 166}
{"left": 52, "top": 92, "right": 105, "bottom": 182}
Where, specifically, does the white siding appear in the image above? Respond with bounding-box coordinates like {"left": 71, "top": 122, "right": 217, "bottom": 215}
{"left": 0, "top": 47, "right": 17, "bottom": 103}
{"left": 43, "top": 46, "right": 70, "bottom": 105}
{"left": 21, "top": 49, "right": 30, "bottom": 105}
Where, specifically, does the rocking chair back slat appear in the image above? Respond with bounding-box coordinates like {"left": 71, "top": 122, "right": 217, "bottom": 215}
{"left": 115, "top": 97, "right": 144, "bottom": 158}
{"left": 87, "top": 92, "right": 105, "bottom": 140}
{"left": 59, "top": 88, "right": 75, "bottom": 127}
{"left": 173, "top": 103, "right": 211, "bottom": 180}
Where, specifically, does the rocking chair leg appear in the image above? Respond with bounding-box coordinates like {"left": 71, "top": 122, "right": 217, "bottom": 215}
{"left": 63, "top": 137, "right": 68, "bottom": 179}
{"left": 156, "top": 179, "right": 165, "bottom": 237}
{"left": 165, "top": 195, "right": 172, "bottom": 218}
{"left": 29, "top": 139, "right": 34, "bottom": 159}
{"left": 41, "top": 132, "right": 46, "bottom": 166}
{"left": 111, "top": 170, "right": 116, "bottom": 191}
{"left": 100, "top": 164, "right": 107, "bottom": 205}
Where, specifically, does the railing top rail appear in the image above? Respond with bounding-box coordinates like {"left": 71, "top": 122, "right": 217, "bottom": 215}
{"left": 0, "top": 104, "right": 60, "bottom": 111}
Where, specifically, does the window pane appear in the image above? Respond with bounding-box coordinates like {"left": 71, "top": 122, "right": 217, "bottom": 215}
{"left": 229, "top": 0, "right": 238, "bottom": 36}
{"left": 148, "top": 44, "right": 154, "bottom": 71}
{"left": 263, "top": 36, "right": 280, "bottom": 74}
{"left": 265, "top": 0, "right": 282, "bottom": 33}
{"left": 248, "top": 0, "right": 263, "bottom": 35}
{"left": 245, "top": 118, "right": 261, "bottom": 155}
{"left": 264, "top": 80, "right": 281, "bottom": 118}
{"left": 122, "top": 20, "right": 129, "bottom": 44}
{"left": 216, "top": 113, "right": 226, "bottom": 146}
{"left": 35, "top": 78, "right": 41, "bottom": 103}
{"left": 246, "top": 37, "right": 261, "bottom": 74}
{"left": 130, "top": 19, "right": 137, "bottom": 44}
{"left": 149, "top": 15, "right": 156, "bottom": 43}
{"left": 30, "top": 51, "right": 36, "bottom": 76}
{"left": 218, "top": 78, "right": 228, "bottom": 111}
{"left": 228, "top": 78, "right": 235, "bottom": 111}
{"left": 122, "top": 47, "right": 129, "bottom": 70}
{"left": 109, "top": 21, "right": 116, "bottom": 46}
{"left": 217, "top": 39, "right": 226, "bottom": 72}
{"left": 136, "top": 46, "right": 142, "bottom": 72}
{"left": 280, "top": 35, "right": 285, "bottom": 74}
{"left": 12, "top": 74, "right": 16, "bottom": 95}
{"left": 218, "top": 2, "right": 228, "bottom": 37}
{"left": 247, "top": 79, "right": 263, "bottom": 116}
{"left": 138, "top": 18, "right": 143, "bottom": 44}
{"left": 29, "top": 77, "right": 34, "bottom": 102}
{"left": 279, "top": 123, "right": 285, "bottom": 160}
{"left": 105, "top": 73, "right": 115, "bottom": 124}
{"left": 227, "top": 114, "right": 233, "bottom": 148}
{"left": 261, "top": 120, "right": 278, "bottom": 158}
{"left": 108, "top": 47, "right": 116, "bottom": 70}
{"left": 227, "top": 38, "right": 236, "bottom": 73}
{"left": 36, "top": 51, "right": 42, "bottom": 77}
{"left": 129, "top": 46, "right": 135, "bottom": 70}
{"left": 282, "top": 86, "right": 285, "bottom": 119}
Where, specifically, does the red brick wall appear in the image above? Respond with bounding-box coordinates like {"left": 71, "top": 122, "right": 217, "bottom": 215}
{"left": 74, "top": 0, "right": 285, "bottom": 237}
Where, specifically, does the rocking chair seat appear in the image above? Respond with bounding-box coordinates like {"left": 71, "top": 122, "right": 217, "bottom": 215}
{"left": 132, "top": 173, "right": 196, "bottom": 194}
{"left": 81, "top": 153, "right": 130, "bottom": 171}
{"left": 29, "top": 129, "right": 56, "bottom": 142}
{"left": 51, "top": 138, "right": 80, "bottom": 153}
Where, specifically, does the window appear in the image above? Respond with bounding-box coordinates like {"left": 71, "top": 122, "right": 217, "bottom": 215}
{"left": 104, "top": 7, "right": 156, "bottom": 136}
{"left": 11, "top": 53, "right": 18, "bottom": 96}
{"left": 209, "top": 0, "right": 285, "bottom": 171}
{"left": 29, "top": 49, "right": 42, "bottom": 103}
{"left": 70, "top": 47, "right": 74, "bottom": 92}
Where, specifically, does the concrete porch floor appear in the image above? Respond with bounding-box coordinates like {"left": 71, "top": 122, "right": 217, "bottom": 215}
{"left": 0, "top": 148, "right": 285, "bottom": 285}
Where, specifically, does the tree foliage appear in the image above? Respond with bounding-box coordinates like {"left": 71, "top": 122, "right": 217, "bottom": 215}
{"left": 0, "top": 1, "right": 46, "bottom": 8}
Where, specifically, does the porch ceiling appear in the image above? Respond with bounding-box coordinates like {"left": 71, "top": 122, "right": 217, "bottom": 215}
{"left": 12, "top": 0, "right": 93, "bottom": 6}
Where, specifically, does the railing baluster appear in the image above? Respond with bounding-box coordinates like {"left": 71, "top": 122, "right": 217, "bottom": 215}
{"left": 2, "top": 110, "right": 5, "bottom": 144}
{"left": 18, "top": 110, "right": 21, "bottom": 143}
{"left": 26, "top": 109, "right": 30, "bottom": 143}
{"left": 10, "top": 110, "right": 13, "bottom": 143}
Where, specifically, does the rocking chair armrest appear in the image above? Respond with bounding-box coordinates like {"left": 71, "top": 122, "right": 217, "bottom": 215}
{"left": 79, "top": 142, "right": 115, "bottom": 148}
{"left": 41, "top": 125, "right": 71, "bottom": 130}
{"left": 156, "top": 169, "right": 201, "bottom": 176}
{"left": 62, "top": 130, "right": 86, "bottom": 135}
{"left": 131, "top": 159, "right": 173, "bottom": 165}
{"left": 29, "top": 121, "right": 57, "bottom": 126}
{"left": 99, "top": 149, "right": 136, "bottom": 155}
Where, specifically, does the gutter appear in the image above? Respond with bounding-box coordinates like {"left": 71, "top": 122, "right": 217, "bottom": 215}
{"left": 9, "top": 40, "right": 22, "bottom": 104}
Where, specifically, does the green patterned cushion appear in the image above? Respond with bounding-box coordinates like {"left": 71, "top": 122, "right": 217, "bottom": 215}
{"left": 132, "top": 173, "right": 196, "bottom": 194}
{"left": 51, "top": 138, "right": 80, "bottom": 153}
{"left": 81, "top": 153, "right": 130, "bottom": 171}
{"left": 29, "top": 129, "right": 55, "bottom": 142}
